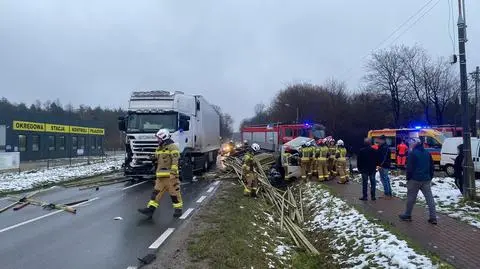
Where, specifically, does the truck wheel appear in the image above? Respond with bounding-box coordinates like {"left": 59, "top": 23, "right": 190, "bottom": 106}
{"left": 444, "top": 164, "right": 455, "bottom": 177}
{"left": 203, "top": 156, "right": 209, "bottom": 172}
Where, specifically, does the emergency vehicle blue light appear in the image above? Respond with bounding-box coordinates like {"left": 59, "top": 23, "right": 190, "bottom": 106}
{"left": 415, "top": 126, "right": 422, "bottom": 129}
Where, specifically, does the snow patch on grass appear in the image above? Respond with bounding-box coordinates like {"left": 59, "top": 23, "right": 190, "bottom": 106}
{"left": 254, "top": 211, "right": 293, "bottom": 268}
{"left": 0, "top": 159, "right": 122, "bottom": 192}
{"left": 304, "top": 183, "right": 436, "bottom": 269}
{"left": 353, "top": 173, "right": 480, "bottom": 228}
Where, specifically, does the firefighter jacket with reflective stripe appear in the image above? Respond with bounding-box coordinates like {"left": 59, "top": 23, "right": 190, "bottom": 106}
{"left": 299, "top": 146, "right": 314, "bottom": 160}
{"left": 316, "top": 146, "right": 329, "bottom": 160}
{"left": 243, "top": 152, "right": 256, "bottom": 175}
{"left": 335, "top": 147, "right": 347, "bottom": 161}
{"left": 154, "top": 141, "right": 180, "bottom": 177}
{"left": 327, "top": 146, "right": 337, "bottom": 159}
{"left": 282, "top": 152, "right": 292, "bottom": 165}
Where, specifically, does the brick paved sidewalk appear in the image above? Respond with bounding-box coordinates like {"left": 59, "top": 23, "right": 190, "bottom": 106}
{"left": 323, "top": 180, "right": 480, "bottom": 269}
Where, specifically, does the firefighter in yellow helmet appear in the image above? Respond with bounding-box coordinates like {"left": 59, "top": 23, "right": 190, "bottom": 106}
{"left": 315, "top": 139, "right": 329, "bottom": 181}
{"left": 281, "top": 149, "right": 292, "bottom": 180}
{"left": 335, "top": 139, "right": 348, "bottom": 184}
{"left": 327, "top": 139, "right": 337, "bottom": 180}
{"left": 138, "top": 129, "right": 183, "bottom": 218}
{"left": 308, "top": 141, "right": 317, "bottom": 177}
{"left": 242, "top": 143, "right": 260, "bottom": 196}
{"left": 299, "top": 140, "right": 314, "bottom": 181}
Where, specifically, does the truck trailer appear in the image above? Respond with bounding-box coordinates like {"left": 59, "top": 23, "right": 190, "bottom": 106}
{"left": 118, "top": 90, "right": 220, "bottom": 181}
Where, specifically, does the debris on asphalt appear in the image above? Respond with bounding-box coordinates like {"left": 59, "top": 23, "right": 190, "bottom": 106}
{"left": 0, "top": 190, "right": 41, "bottom": 214}
{"left": 114, "top": 217, "right": 123, "bottom": 220}
{"left": 6, "top": 195, "right": 77, "bottom": 214}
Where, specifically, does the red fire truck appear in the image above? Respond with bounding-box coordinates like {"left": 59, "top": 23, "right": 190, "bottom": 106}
{"left": 241, "top": 123, "right": 325, "bottom": 151}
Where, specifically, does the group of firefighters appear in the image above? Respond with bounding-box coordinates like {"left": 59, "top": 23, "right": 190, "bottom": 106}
{"left": 137, "top": 128, "right": 350, "bottom": 218}
{"left": 298, "top": 137, "right": 349, "bottom": 184}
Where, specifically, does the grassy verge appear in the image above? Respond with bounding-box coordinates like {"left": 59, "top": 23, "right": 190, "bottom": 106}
{"left": 187, "top": 181, "right": 339, "bottom": 269}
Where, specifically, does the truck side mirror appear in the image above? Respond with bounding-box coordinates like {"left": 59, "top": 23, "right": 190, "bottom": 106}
{"left": 118, "top": 116, "right": 126, "bottom": 132}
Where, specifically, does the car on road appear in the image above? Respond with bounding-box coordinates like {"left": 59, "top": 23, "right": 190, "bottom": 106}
{"left": 440, "top": 137, "right": 480, "bottom": 176}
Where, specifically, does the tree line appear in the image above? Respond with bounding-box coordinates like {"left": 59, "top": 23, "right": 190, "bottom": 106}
{"left": 241, "top": 44, "right": 475, "bottom": 153}
{"left": 0, "top": 98, "right": 234, "bottom": 149}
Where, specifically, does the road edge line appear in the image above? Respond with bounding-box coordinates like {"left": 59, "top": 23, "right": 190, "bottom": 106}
{"left": 148, "top": 228, "right": 175, "bottom": 249}
{"left": 196, "top": 195, "right": 207, "bottom": 203}
{"left": 179, "top": 208, "right": 194, "bottom": 220}
{"left": 122, "top": 181, "right": 147, "bottom": 191}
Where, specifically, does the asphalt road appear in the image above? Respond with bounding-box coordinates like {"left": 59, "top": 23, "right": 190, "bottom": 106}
{"left": 0, "top": 177, "right": 219, "bottom": 269}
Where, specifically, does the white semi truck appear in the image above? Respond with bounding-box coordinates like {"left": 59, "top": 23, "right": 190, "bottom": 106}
{"left": 118, "top": 90, "right": 220, "bottom": 181}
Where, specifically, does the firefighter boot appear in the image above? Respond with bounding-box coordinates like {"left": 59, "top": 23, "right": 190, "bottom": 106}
{"left": 173, "top": 208, "right": 183, "bottom": 218}
{"left": 138, "top": 206, "right": 156, "bottom": 218}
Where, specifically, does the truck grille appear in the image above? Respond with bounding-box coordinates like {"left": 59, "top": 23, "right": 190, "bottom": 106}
{"left": 130, "top": 140, "right": 157, "bottom": 158}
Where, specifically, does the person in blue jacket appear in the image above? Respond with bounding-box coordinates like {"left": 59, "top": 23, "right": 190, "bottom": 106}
{"left": 399, "top": 137, "right": 437, "bottom": 225}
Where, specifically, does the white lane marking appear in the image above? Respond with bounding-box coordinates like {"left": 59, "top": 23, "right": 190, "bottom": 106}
{"left": 180, "top": 182, "right": 190, "bottom": 186}
{"left": 126, "top": 266, "right": 137, "bottom": 269}
{"left": 207, "top": 187, "right": 214, "bottom": 193}
{"left": 0, "top": 198, "right": 98, "bottom": 234}
{"left": 179, "top": 208, "right": 194, "bottom": 220}
{"left": 149, "top": 228, "right": 175, "bottom": 249}
{"left": 72, "top": 197, "right": 100, "bottom": 208}
{"left": 196, "top": 195, "right": 207, "bottom": 203}
{"left": 213, "top": 181, "right": 220, "bottom": 186}
{"left": 122, "top": 181, "right": 147, "bottom": 190}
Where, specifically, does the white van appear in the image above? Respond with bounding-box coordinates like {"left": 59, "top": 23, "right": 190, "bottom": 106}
{"left": 440, "top": 137, "right": 480, "bottom": 176}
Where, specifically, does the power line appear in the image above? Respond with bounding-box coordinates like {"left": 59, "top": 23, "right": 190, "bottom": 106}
{"left": 447, "top": 0, "right": 455, "bottom": 53}
{"left": 369, "top": 0, "right": 436, "bottom": 52}
{"left": 338, "top": 0, "right": 440, "bottom": 81}
{"left": 386, "top": 0, "right": 441, "bottom": 47}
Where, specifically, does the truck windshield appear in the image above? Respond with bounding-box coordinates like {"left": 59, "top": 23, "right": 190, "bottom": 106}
{"left": 127, "top": 113, "right": 178, "bottom": 133}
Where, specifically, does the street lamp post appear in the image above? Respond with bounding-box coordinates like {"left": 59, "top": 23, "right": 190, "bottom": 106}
{"left": 284, "top": 103, "right": 299, "bottom": 123}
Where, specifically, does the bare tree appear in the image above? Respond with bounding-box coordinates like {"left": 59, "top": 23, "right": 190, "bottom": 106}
{"left": 365, "top": 45, "right": 408, "bottom": 127}
{"left": 212, "top": 105, "right": 234, "bottom": 140}
{"left": 254, "top": 103, "right": 266, "bottom": 115}
{"left": 426, "top": 58, "right": 459, "bottom": 124}
{"left": 400, "top": 46, "right": 432, "bottom": 124}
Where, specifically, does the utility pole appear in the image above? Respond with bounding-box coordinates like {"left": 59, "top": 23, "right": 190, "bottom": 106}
{"left": 457, "top": 0, "right": 476, "bottom": 200}
{"left": 470, "top": 66, "right": 480, "bottom": 138}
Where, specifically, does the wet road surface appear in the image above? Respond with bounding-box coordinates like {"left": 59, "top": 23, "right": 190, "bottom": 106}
{"left": 0, "top": 178, "right": 220, "bottom": 269}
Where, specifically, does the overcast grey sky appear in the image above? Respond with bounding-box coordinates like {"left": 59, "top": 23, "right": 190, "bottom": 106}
{"left": 1, "top": 0, "right": 479, "bottom": 129}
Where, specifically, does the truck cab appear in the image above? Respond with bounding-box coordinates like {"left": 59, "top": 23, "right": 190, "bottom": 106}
{"left": 118, "top": 91, "right": 220, "bottom": 181}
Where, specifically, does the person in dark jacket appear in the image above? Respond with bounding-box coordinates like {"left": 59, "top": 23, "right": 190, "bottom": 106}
{"left": 399, "top": 137, "right": 437, "bottom": 224}
{"left": 454, "top": 144, "right": 464, "bottom": 194}
{"left": 358, "top": 138, "right": 378, "bottom": 200}
{"left": 376, "top": 135, "right": 392, "bottom": 199}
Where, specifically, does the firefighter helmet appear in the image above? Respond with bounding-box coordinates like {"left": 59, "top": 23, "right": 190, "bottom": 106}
{"left": 251, "top": 143, "right": 260, "bottom": 152}
{"left": 336, "top": 139, "right": 344, "bottom": 146}
{"left": 155, "top": 129, "right": 171, "bottom": 141}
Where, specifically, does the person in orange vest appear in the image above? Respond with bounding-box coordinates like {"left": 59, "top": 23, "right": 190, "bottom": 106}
{"left": 396, "top": 140, "right": 408, "bottom": 169}
{"left": 372, "top": 142, "right": 379, "bottom": 150}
